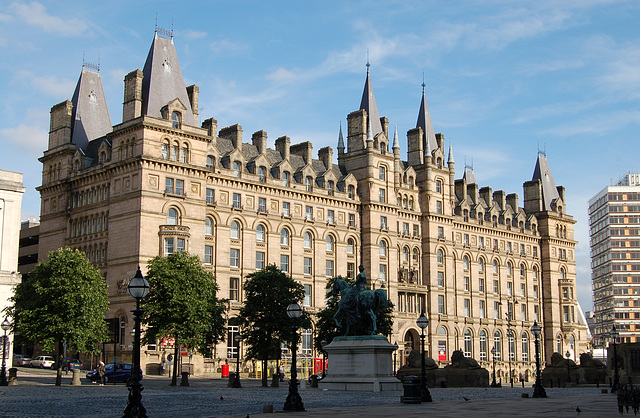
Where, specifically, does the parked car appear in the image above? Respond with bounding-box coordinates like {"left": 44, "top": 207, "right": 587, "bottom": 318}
{"left": 30, "top": 356, "right": 55, "bottom": 368}
{"left": 13, "top": 354, "right": 32, "bottom": 367}
{"left": 52, "top": 359, "right": 84, "bottom": 370}
{"left": 86, "top": 362, "right": 143, "bottom": 384}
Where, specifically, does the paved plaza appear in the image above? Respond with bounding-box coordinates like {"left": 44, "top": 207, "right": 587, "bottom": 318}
{"left": 0, "top": 369, "right": 622, "bottom": 417}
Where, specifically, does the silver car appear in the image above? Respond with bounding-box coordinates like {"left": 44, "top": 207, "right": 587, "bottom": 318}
{"left": 13, "top": 354, "right": 32, "bottom": 367}
{"left": 30, "top": 356, "right": 55, "bottom": 368}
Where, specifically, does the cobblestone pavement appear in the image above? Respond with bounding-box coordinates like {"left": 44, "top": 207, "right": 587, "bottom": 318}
{"left": 0, "top": 370, "right": 620, "bottom": 417}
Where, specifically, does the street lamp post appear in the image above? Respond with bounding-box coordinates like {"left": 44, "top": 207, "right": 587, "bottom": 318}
{"left": 531, "top": 321, "right": 547, "bottom": 398}
{"left": 393, "top": 342, "right": 398, "bottom": 377}
{"left": 321, "top": 340, "right": 328, "bottom": 379}
{"left": 490, "top": 346, "right": 497, "bottom": 387}
{"left": 416, "top": 312, "right": 432, "bottom": 402}
{"left": 283, "top": 300, "right": 304, "bottom": 412}
{"left": 611, "top": 326, "right": 620, "bottom": 393}
{"left": 0, "top": 317, "right": 11, "bottom": 386}
{"left": 232, "top": 334, "right": 242, "bottom": 388}
{"left": 565, "top": 350, "right": 571, "bottom": 385}
{"left": 123, "top": 266, "right": 149, "bottom": 418}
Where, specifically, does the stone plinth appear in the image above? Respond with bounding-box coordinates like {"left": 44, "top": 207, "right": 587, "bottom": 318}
{"left": 319, "top": 335, "right": 401, "bottom": 392}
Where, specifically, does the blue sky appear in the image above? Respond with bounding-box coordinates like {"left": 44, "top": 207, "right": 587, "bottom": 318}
{"left": 1, "top": 0, "right": 639, "bottom": 311}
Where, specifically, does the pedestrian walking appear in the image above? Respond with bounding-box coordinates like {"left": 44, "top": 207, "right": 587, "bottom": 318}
{"left": 98, "top": 361, "right": 106, "bottom": 385}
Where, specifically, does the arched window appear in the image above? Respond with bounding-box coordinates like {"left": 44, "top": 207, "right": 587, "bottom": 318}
{"left": 494, "top": 331, "right": 502, "bottom": 361}
{"left": 409, "top": 197, "right": 414, "bottom": 210}
{"left": 464, "top": 330, "right": 472, "bottom": 358}
{"left": 233, "top": 161, "right": 241, "bottom": 178}
{"left": 282, "top": 171, "right": 290, "bottom": 187}
{"left": 520, "top": 263, "right": 526, "bottom": 278}
{"left": 413, "top": 248, "right": 419, "bottom": 263}
{"left": 556, "top": 335, "right": 562, "bottom": 354}
{"left": 305, "top": 176, "right": 313, "bottom": 191}
{"left": 162, "top": 142, "right": 169, "bottom": 159}
{"left": 347, "top": 238, "right": 355, "bottom": 254}
{"left": 180, "top": 143, "right": 188, "bottom": 163}
{"left": 304, "top": 232, "right": 312, "bottom": 249}
{"left": 280, "top": 228, "right": 290, "bottom": 246}
{"left": 402, "top": 197, "right": 407, "bottom": 209}
{"left": 167, "top": 208, "right": 179, "bottom": 225}
{"left": 521, "top": 332, "right": 529, "bottom": 362}
{"left": 171, "top": 111, "right": 181, "bottom": 129}
{"left": 508, "top": 330, "right": 515, "bottom": 361}
{"left": 560, "top": 268, "right": 566, "bottom": 281}
{"left": 402, "top": 246, "right": 409, "bottom": 262}
{"left": 206, "top": 155, "right": 215, "bottom": 168}
{"left": 379, "top": 240, "right": 387, "bottom": 257}
{"left": 256, "top": 224, "right": 266, "bottom": 242}
{"left": 171, "top": 142, "right": 179, "bottom": 161}
{"left": 479, "top": 258, "right": 485, "bottom": 273}
{"left": 326, "top": 235, "right": 335, "bottom": 252}
{"left": 463, "top": 255, "right": 470, "bottom": 270}
{"left": 205, "top": 217, "right": 214, "bottom": 235}
{"left": 493, "top": 260, "right": 499, "bottom": 274}
{"left": 507, "top": 262, "right": 513, "bottom": 277}
{"left": 437, "top": 249, "right": 444, "bottom": 264}
{"left": 480, "top": 330, "right": 487, "bottom": 361}
{"left": 230, "top": 221, "right": 240, "bottom": 240}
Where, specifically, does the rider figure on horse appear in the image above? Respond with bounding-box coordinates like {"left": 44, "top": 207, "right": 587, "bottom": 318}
{"left": 342, "top": 265, "right": 367, "bottom": 319}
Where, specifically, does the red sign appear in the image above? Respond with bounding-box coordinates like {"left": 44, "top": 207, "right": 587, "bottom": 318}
{"left": 438, "top": 341, "right": 447, "bottom": 361}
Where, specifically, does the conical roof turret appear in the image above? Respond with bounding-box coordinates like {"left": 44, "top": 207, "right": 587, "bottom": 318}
{"left": 532, "top": 152, "right": 560, "bottom": 211}
{"left": 70, "top": 64, "right": 112, "bottom": 149}
{"left": 417, "top": 82, "right": 438, "bottom": 154}
{"left": 360, "top": 63, "right": 383, "bottom": 139}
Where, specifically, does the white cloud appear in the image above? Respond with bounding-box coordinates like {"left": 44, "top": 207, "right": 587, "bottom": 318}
{"left": 8, "top": 1, "right": 88, "bottom": 37}
{"left": 0, "top": 124, "right": 48, "bottom": 157}
{"left": 13, "top": 70, "right": 76, "bottom": 99}
{"left": 210, "top": 39, "right": 249, "bottom": 54}
{"left": 184, "top": 29, "right": 207, "bottom": 40}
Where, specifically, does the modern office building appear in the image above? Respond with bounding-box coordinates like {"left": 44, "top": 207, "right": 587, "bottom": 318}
{"left": 37, "top": 28, "right": 588, "bottom": 380}
{"left": 589, "top": 173, "right": 640, "bottom": 346}
{"left": 18, "top": 220, "right": 40, "bottom": 280}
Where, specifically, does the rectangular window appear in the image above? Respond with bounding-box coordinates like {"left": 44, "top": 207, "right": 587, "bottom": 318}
{"left": 165, "top": 178, "right": 174, "bottom": 194}
{"left": 479, "top": 278, "right": 485, "bottom": 293}
{"left": 381, "top": 216, "right": 388, "bottom": 230}
{"left": 533, "top": 285, "right": 539, "bottom": 299}
{"left": 521, "top": 303, "right": 527, "bottom": 321}
{"left": 479, "top": 236, "right": 484, "bottom": 248}
{"left": 306, "top": 206, "right": 313, "bottom": 221}
{"left": 348, "top": 213, "right": 356, "bottom": 227}
{"left": 230, "top": 248, "right": 240, "bottom": 268}
{"left": 164, "top": 238, "right": 174, "bottom": 256}
{"left": 464, "top": 276, "right": 470, "bottom": 291}
{"left": 438, "top": 226, "right": 444, "bottom": 239}
{"left": 379, "top": 264, "right": 387, "bottom": 281}
{"left": 328, "top": 210, "right": 335, "bottom": 224}
{"left": 493, "top": 280, "right": 499, "bottom": 294}
{"left": 438, "top": 271, "right": 444, "bottom": 286}
{"left": 463, "top": 234, "right": 469, "bottom": 246}
{"left": 280, "top": 255, "right": 289, "bottom": 272}
{"left": 175, "top": 179, "right": 184, "bottom": 196}
{"left": 347, "top": 263, "right": 355, "bottom": 279}
{"left": 258, "top": 197, "right": 267, "bottom": 213}
{"left": 563, "top": 306, "right": 570, "bottom": 322}
{"left": 283, "top": 202, "right": 290, "bottom": 217}
{"left": 177, "top": 238, "right": 185, "bottom": 253}
{"left": 494, "top": 301, "right": 501, "bottom": 319}
{"left": 304, "top": 257, "right": 312, "bottom": 275}
{"left": 479, "top": 300, "right": 485, "bottom": 318}
{"left": 534, "top": 305, "right": 540, "bottom": 321}
{"left": 379, "top": 188, "right": 386, "bottom": 203}
{"left": 303, "top": 284, "right": 312, "bottom": 307}
{"left": 464, "top": 298, "right": 471, "bottom": 316}
{"left": 507, "top": 281, "right": 513, "bottom": 296}
{"left": 256, "top": 252, "right": 265, "bottom": 270}
{"left": 438, "top": 295, "right": 445, "bottom": 314}
{"left": 533, "top": 246, "right": 538, "bottom": 257}
{"left": 326, "top": 260, "right": 334, "bottom": 277}
{"left": 413, "top": 224, "right": 420, "bottom": 237}
{"left": 229, "top": 278, "right": 239, "bottom": 301}
{"left": 521, "top": 283, "right": 526, "bottom": 297}
{"left": 436, "top": 201, "right": 442, "bottom": 214}
{"left": 403, "top": 223, "right": 410, "bottom": 235}
{"left": 204, "top": 245, "right": 213, "bottom": 264}
{"left": 507, "top": 242, "right": 512, "bottom": 254}
{"left": 206, "top": 188, "right": 215, "bottom": 205}
{"left": 233, "top": 193, "right": 241, "bottom": 209}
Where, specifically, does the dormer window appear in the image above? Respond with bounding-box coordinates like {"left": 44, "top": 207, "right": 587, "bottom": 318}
{"left": 233, "top": 161, "right": 241, "bottom": 178}
{"left": 258, "top": 166, "right": 267, "bottom": 183}
{"left": 172, "top": 111, "right": 181, "bottom": 129}
{"left": 282, "top": 171, "right": 290, "bottom": 187}
{"left": 327, "top": 180, "right": 334, "bottom": 196}
{"left": 305, "top": 176, "right": 313, "bottom": 192}
{"left": 206, "top": 155, "right": 215, "bottom": 169}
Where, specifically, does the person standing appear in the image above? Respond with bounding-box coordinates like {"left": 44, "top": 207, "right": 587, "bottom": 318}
{"left": 98, "top": 361, "right": 106, "bottom": 385}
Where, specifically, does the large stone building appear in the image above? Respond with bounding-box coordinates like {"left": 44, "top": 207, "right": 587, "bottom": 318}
{"left": 0, "top": 169, "right": 25, "bottom": 365}
{"left": 589, "top": 173, "right": 640, "bottom": 347}
{"left": 37, "top": 29, "right": 588, "bottom": 380}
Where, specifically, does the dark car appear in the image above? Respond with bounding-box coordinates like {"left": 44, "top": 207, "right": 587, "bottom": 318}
{"left": 86, "top": 362, "right": 142, "bottom": 384}
{"left": 52, "top": 360, "right": 84, "bottom": 371}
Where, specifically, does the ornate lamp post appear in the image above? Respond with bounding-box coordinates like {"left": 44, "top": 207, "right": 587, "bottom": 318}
{"left": 0, "top": 317, "right": 11, "bottom": 386}
{"left": 531, "top": 321, "right": 547, "bottom": 398}
{"left": 232, "top": 334, "right": 242, "bottom": 388}
{"left": 490, "top": 346, "right": 497, "bottom": 387}
{"left": 416, "top": 312, "right": 432, "bottom": 402}
{"left": 123, "top": 266, "right": 149, "bottom": 418}
{"left": 565, "top": 350, "right": 571, "bottom": 385}
{"left": 283, "top": 300, "right": 304, "bottom": 412}
{"left": 392, "top": 342, "right": 398, "bottom": 377}
{"left": 611, "top": 326, "right": 620, "bottom": 393}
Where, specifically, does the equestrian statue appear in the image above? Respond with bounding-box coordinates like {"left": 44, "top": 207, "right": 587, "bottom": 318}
{"left": 332, "top": 265, "right": 388, "bottom": 336}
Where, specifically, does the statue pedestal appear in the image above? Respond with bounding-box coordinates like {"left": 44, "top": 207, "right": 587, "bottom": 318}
{"left": 319, "top": 335, "right": 401, "bottom": 392}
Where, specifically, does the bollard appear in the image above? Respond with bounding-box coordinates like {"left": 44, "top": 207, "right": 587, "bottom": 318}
{"left": 271, "top": 373, "right": 279, "bottom": 388}
{"left": 71, "top": 368, "right": 81, "bottom": 386}
{"left": 180, "top": 371, "right": 190, "bottom": 387}
{"left": 522, "top": 380, "right": 525, "bottom": 388}
{"left": 263, "top": 404, "right": 274, "bottom": 413}
{"left": 8, "top": 368, "right": 18, "bottom": 386}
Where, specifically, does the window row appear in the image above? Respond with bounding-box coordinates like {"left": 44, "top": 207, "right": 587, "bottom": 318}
{"left": 71, "top": 184, "right": 110, "bottom": 208}
{"left": 69, "top": 212, "right": 109, "bottom": 238}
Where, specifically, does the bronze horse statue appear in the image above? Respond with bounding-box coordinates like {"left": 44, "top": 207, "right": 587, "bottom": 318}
{"left": 332, "top": 278, "right": 387, "bottom": 336}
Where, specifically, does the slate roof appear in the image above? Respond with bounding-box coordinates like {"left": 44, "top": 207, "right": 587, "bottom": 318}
{"left": 532, "top": 153, "right": 560, "bottom": 211}
{"left": 141, "top": 32, "right": 195, "bottom": 126}
{"left": 70, "top": 68, "right": 112, "bottom": 150}
{"left": 360, "top": 67, "right": 383, "bottom": 139}
{"left": 416, "top": 86, "right": 438, "bottom": 153}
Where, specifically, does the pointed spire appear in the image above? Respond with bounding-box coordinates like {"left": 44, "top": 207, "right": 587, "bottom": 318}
{"left": 448, "top": 139, "right": 454, "bottom": 165}
{"left": 360, "top": 61, "right": 383, "bottom": 139}
{"left": 532, "top": 152, "right": 560, "bottom": 211}
{"left": 392, "top": 123, "right": 399, "bottom": 149}
{"left": 70, "top": 63, "right": 112, "bottom": 150}
{"left": 337, "top": 121, "right": 345, "bottom": 150}
{"left": 416, "top": 78, "right": 438, "bottom": 153}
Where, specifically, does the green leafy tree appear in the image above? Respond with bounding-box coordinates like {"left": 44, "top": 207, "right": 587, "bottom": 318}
{"left": 141, "top": 251, "right": 227, "bottom": 385}
{"left": 239, "top": 264, "right": 311, "bottom": 387}
{"left": 314, "top": 276, "right": 394, "bottom": 352}
{"left": 9, "top": 247, "right": 109, "bottom": 386}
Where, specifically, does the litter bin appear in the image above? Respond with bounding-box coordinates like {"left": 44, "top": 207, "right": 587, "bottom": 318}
{"left": 403, "top": 376, "right": 422, "bottom": 404}
{"left": 309, "top": 374, "right": 318, "bottom": 388}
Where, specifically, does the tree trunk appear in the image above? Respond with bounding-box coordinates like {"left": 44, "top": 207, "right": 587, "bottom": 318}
{"left": 171, "top": 336, "right": 179, "bottom": 386}
{"left": 262, "top": 359, "right": 268, "bottom": 387}
{"left": 55, "top": 340, "right": 63, "bottom": 386}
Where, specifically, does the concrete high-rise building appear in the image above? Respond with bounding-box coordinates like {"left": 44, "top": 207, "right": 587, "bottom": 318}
{"left": 589, "top": 173, "right": 640, "bottom": 346}
{"left": 37, "top": 29, "right": 588, "bottom": 381}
